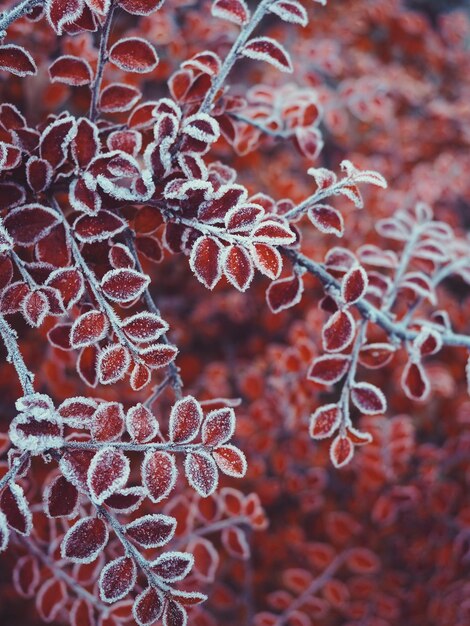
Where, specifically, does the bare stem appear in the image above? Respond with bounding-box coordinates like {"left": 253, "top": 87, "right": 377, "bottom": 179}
{"left": 0, "top": 0, "right": 42, "bottom": 36}
{"left": 62, "top": 440, "right": 208, "bottom": 453}
{"left": 89, "top": 3, "right": 115, "bottom": 121}
{"left": 0, "top": 312, "right": 35, "bottom": 394}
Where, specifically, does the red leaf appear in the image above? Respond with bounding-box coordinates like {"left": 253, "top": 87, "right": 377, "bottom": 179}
{"left": 49, "top": 55, "right": 93, "bottom": 85}
{"left": 169, "top": 396, "right": 203, "bottom": 443}
{"left": 0, "top": 483, "right": 32, "bottom": 535}
{"left": 322, "top": 310, "right": 355, "bottom": 353}
{"left": 122, "top": 312, "right": 168, "bottom": 343}
{"left": 213, "top": 445, "right": 247, "bottom": 477}
{"left": 341, "top": 265, "right": 368, "bottom": 304}
{"left": 251, "top": 219, "right": 295, "bottom": 245}
{"left": 163, "top": 600, "right": 187, "bottom": 626}
{"left": 350, "top": 382, "right": 386, "bottom": 415}
{"left": 99, "top": 557, "right": 137, "bottom": 603}
{"left": 189, "top": 236, "right": 223, "bottom": 289}
{"left": 100, "top": 83, "right": 142, "bottom": 113}
{"left": 125, "top": 514, "right": 176, "bottom": 548}
{"left": 117, "top": 0, "right": 164, "bottom": 15}
{"left": 401, "top": 360, "right": 430, "bottom": 401}
{"left": 266, "top": 274, "right": 304, "bottom": 313}
{"left": 26, "top": 157, "right": 52, "bottom": 193}
{"left": 251, "top": 243, "right": 282, "bottom": 280}
{"left": 12, "top": 555, "right": 39, "bottom": 597}
{"left": 4, "top": 204, "right": 59, "bottom": 245}
{"left": 72, "top": 118, "right": 99, "bottom": 169}
{"left": 130, "top": 363, "right": 151, "bottom": 390}
{"left": 308, "top": 204, "right": 344, "bottom": 236}
{"left": 139, "top": 343, "right": 178, "bottom": 369}
{"left": 142, "top": 450, "right": 177, "bottom": 503}
{"left": 329, "top": 435, "right": 354, "bottom": 468}
{"left": 60, "top": 516, "right": 109, "bottom": 563}
{"left": 58, "top": 396, "right": 97, "bottom": 427}
{"left": 212, "top": 0, "right": 250, "bottom": 25}
{"left": 150, "top": 551, "right": 194, "bottom": 582}
{"left": 126, "top": 403, "right": 159, "bottom": 443}
{"left": 70, "top": 310, "right": 109, "bottom": 349}
{"left": 46, "top": 267, "right": 84, "bottom": 309}
{"left": 202, "top": 407, "right": 235, "bottom": 446}
{"left": 109, "top": 37, "right": 159, "bottom": 73}
{"left": 91, "top": 402, "right": 125, "bottom": 442}
{"left": 105, "top": 486, "right": 145, "bottom": 513}
{"left": 241, "top": 37, "right": 293, "bottom": 73}
{"left": 74, "top": 210, "right": 127, "bottom": 243}
{"left": 0, "top": 44, "right": 37, "bottom": 77}
{"left": 269, "top": 1, "right": 308, "bottom": 26}
{"left": 97, "top": 344, "right": 131, "bottom": 384}
{"left": 185, "top": 451, "right": 218, "bottom": 497}
{"left": 133, "top": 587, "right": 164, "bottom": 625}
{"left": 44, "top": 475, "right": 79, "bottom": 518}
{"left": 307, "top": 355, "right": 350, "bottom": 384}
{"left": 101, "top": 268, "right": 150, "bottom": 302}
{"left": 39, "top": 116, "right": 77, "bottom": 168}
{"left": 223, "top": 245, "right": 254, "bottom": 292}
{"left": 45, "top": 0, "right": 84, "bottom": 34}
{"left": 87, "top": 447, "right": 130, "bottom": 504}
{"left": 309, "top": 404, "right": 342, "bottom": 439}
{"left": 22, "top": 290, "right": 49, "bottom": 327}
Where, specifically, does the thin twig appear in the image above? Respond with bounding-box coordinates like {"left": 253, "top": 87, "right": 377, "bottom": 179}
{"left": 89, "top": 3, "right": 116, "bottom": 121}
{"left": 0, "top": 0, "right": 42, "bottom": 37}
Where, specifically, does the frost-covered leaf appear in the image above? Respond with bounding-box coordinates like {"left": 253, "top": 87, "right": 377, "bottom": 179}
{"left": 330, "top": 435, "right": 354, "bottom": 468}
{"left": 163, "top": 600, "right": 187, "bottom": 626}
{"left": 9, "top": 410, "right": 63, "bottom": 453}
{"left": 44, "top": 475, "right": 79, "bottom": 518}
{"left": 45, "top": 0, "right": 84, "bottom": 34}
{"left": 150, "top": 551, "right": 194, "bottom": 582}
{"left": 133, "top": 587, "right": 164, "bottom": 625}
{"left": 182, "top": 113, "right": 220, "bottom": 143}
{"left": 308, "top": 354, "right": 350, "bottom": 385}
{"left": 36, "top": 579, "right": 66, "bottom": 623}
{"left": 117, "top": 0, "right": 164, "bottom": 16}
{"left": 101, "top": 268, "right": 150, "bottom": 302}
{"left": 121, "top": 312, "right": 169, "bottom": 343}
{"left": 0, "top": 511, "right": 9, "bottom": 553}
{"left": 169, "top": 396, "right": 203, "bottom": 443}
{"left": 243, "top": 245, "right": 278, "bottom": 284}
{"left": 401, "top": 360, "right": 430, "bottom": 401}
{"left": 70, "top": 310, "right": 109, "bottom": 349}
{"left": 189, "top": 236, "right": 223, "bottom": 290}
{"left": 99, "top": 556, "right": 137, "bottom": 603}
{"left": 241, "top": 37, "right": 293, "bottom": 73}
{"left": 142, "top": 450, "right": 177, "bottom": 503}
{"left": 222, "top": 245, "right": 254, "bottom": 292}
{"left": 60, "top": 516, "right": 109, "bottom": 563}
{"left": 91, "top": 402, "right": 125, "bottom": 442}
{"left": 322, "top": 310, "right": 355, "bottom": 353}
{"left": 100, "top": 83, "right": 142, "bottom": 113}
{"left": 308, "top": 204, "right": 344, "bottom": 237}
{"left": 46, "top": 267, "right": 84, "bottom": 309}
{"left": 251, "top": 219, "right": 295, "bottom": 245}
{"left": 87, "top": 447, "right": 130, "bottom": 504}
{"left": 109, "top": 37, "right": 159, "bottom": 73}
{"left": 97, "top": 344, "right": 131, "bottom": 385}
{"left": 350, "top": 383, "right": 386, "bottom": 415}
{"left": 4, "top": 204, "right": 59, "bottom": 245}
{"left": 39, "top": 115, "right": 77, "bottom": 168}
{"left": 48, "top": 55, "right": 93, "bottom": 85}
{"left": 139, "top": 343, "right": 178, "bottom": 369}
{"left": 222, "top": 526, "right": 250, "bottom": 559}
{"left": 202, "top": 407, "right": 235, "bottom": 446}
{"left": 58, "top": 396, "right": 97, "bottom": 427}
{"left": 74, "top": 210, "right": 127, "bottom": 243}
{"left": 309, "top": 404, "right": 341, "bottom": 439}
{"left": 266, "top": 274, "right": 304, "bottom": 313}
{"left": 185, "top": 451, "right": 218, "bottom": 496}
{"left": 341, "top": 266, "right": 368, "bottom": 304}
{"left": 125, "top": 514, "right": 176, "bottom": 548}
{"left": 358, "top": 343, "right": 395, "bottom": 369}
{"left": 269, "top": 1, "right": 308, "bottom": 26}
{"left": 0, "top": 483, "right": 32, "bottom": 536}
{"left": 212, "top": 0, "right": 250, "bottom": 25}
{"left": 126, "top": 403, "right": 159, "bottom": 443}
{"left": 22, "top": 290, "right": 49, "bottom": 327}
{"left": 0, "top": 44, "right": 37, "bottom": 77}
{"left": 213, "top": 445, "right": 247, "bottom": 477}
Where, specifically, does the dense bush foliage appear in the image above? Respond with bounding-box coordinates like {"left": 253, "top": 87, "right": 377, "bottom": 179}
{"left": 0, "top": 0, "right": 469, "bottom": 624}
